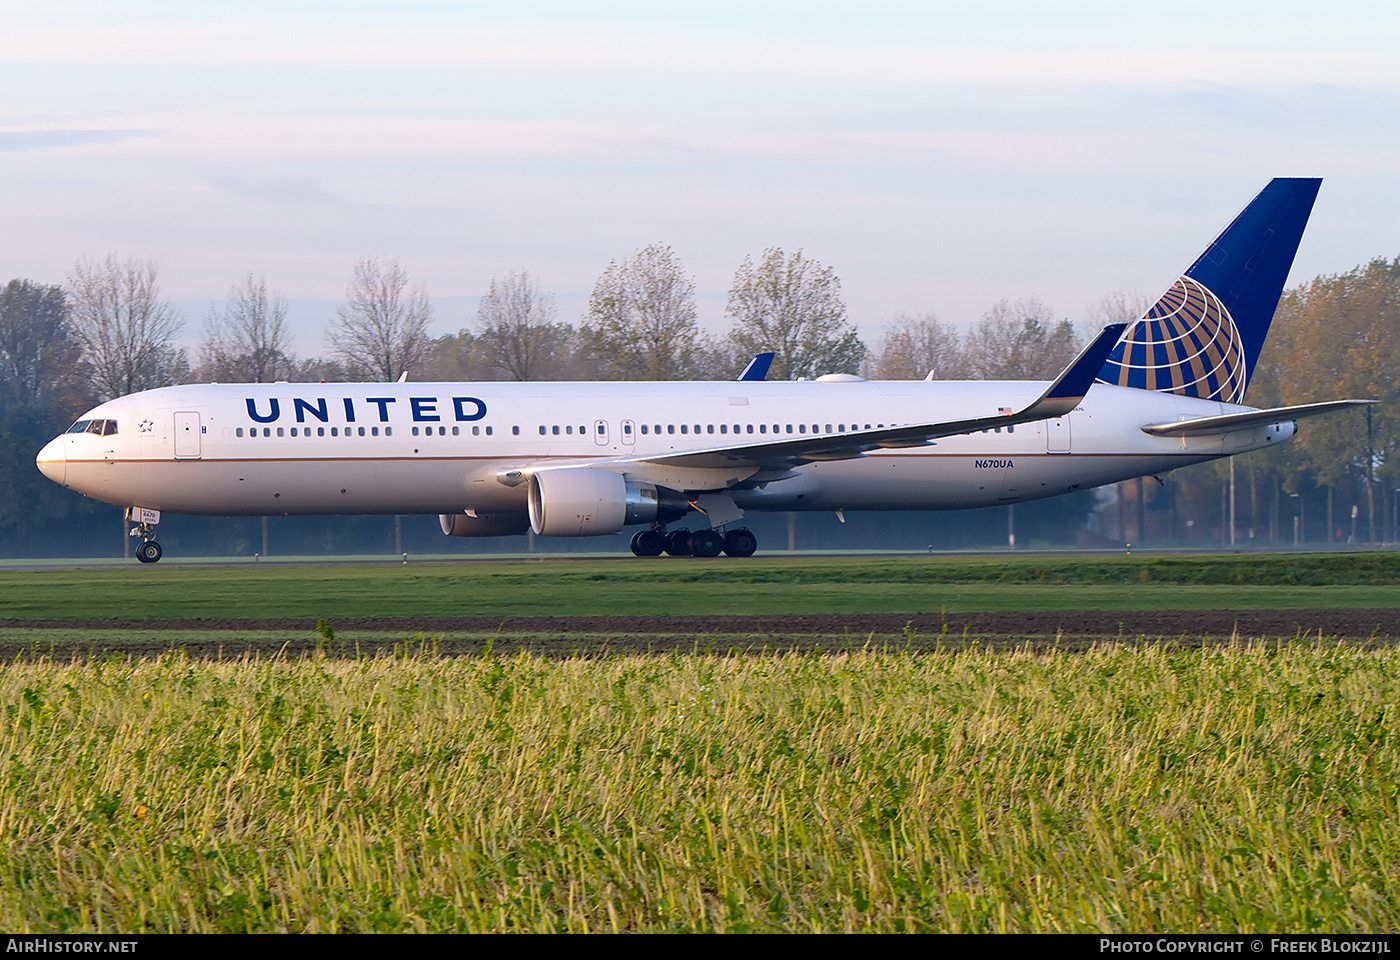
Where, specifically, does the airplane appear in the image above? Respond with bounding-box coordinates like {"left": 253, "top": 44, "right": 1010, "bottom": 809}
{"left": 36, "top": 177, "right": 1369, "bottom": 562}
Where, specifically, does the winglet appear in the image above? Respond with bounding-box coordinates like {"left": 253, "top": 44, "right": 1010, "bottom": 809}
{"left": 737, "top": 352, "right": 775, "bottom": 382}
{"left": 1033, "top": 323, "right": 1127, "bottom": 412}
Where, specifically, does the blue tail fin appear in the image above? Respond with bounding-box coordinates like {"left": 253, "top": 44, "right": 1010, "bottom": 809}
{"left": 1096, "top": 178, "right": 1321, "bottom": 403}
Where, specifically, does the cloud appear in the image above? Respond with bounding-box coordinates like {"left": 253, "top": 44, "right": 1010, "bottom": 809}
{"left": 193, "top": 167, "right": 353, "bottom": 207}
{"left": 0, "top": 128, "right": 157, "bottom": 152}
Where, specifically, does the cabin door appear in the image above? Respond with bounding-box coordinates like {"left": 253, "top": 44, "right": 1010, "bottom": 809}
{"left": 1046, "top": 415, "right": 1071, "bottom": 454}
{"left": 174, "top": 412, "right": 202, "bottom": 459}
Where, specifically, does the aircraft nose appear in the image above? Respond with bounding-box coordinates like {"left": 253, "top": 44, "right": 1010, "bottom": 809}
{"left": 36, "top": 436, "right": 66, "bottom": 486}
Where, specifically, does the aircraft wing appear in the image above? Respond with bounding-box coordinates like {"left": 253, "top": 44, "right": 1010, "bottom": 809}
{"left": 737, "top": 352, "right": 775, "bottom": 381}
{"left": 1140, "top": 399, "right": 1375, "bottom": 437}
{"left": 621, "top": 323, "right": 1127, "bottom": 472}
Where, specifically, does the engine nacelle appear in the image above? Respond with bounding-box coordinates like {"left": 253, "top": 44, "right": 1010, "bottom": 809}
{"left": 439, "top": 512, "right": 531, "bottom": 538}
{"left": 527, "top": 469, "right": 685, "bottom": 536}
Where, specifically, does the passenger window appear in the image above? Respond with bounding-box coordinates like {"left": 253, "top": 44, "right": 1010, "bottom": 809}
{"left": 472, "top": 426, "right": 479, "bottom": 436}
{"left": 263, "top": 428, "right": 271, "bottom": 437}
{"left": 667, "top": 425, "right": 674, "bottom": 435}
{"left": 236, "top": 427, "right": 244, "bottom": 437}
{"left": 290, "top": 428, "right": 298, "bottom": 437}
{"left": 331, "top": 427, "right": 339, "bottom": 437}
{"left": 386, "top": 427, "right": 393, "bottom": 436}
{"left": 485, "top": 426, "right": 493, "bottom": 436}
{"left": 539, "top": 426, "right": 547, "bottom": 435}
{"left": 358, "top": 427, "right": 365, "bottom": 437}
{"left": 680, "top": 425, "right": 688, "bottom": 434}
{"left": 566, "top": 425, "right": 573, "bottom": 435}
{"left": 318, "top": 427, "right": 325, "bottom": 437}
{"left": 512, "top": 426, "right": 520, "bottom": 436}
{"left": 412, "top": 427, "right": 419, "bottom": 436}
{"left": 798, "top": 424, "right": 806, "bottom": 434}
{"left": 640, "top": 424, "right": 648, "bottom": 435}
{"left": 451, "top": 426, "right": 458, "bottom": 436}
{"left": 371, "top": 427, "right": 379, "bottom": 436}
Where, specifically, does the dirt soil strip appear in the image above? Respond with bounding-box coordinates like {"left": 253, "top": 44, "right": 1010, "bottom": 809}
{"left": 7, "top": 610, "right": 1400, "bottom": 639}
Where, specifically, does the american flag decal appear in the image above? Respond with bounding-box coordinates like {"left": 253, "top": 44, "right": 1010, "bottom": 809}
{"left": 998, "top": 407, "right": 1013, "bottom": 415}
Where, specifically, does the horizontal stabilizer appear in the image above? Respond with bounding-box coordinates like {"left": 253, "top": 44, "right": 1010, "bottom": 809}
{"left": 1030, "top": 322, "right": 1127, "bottom": 413}
{"left": 1141, "top": 399, "right": 1374, "bottom": 437}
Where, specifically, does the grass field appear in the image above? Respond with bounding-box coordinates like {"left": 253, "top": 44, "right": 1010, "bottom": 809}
{"left": 2, "top": 552, "right": 1399, "bottom": 620}
{"left": 2, "top": 644, "right": 1397, "bottom": 932}
{"left": 4, "top": 553, "right": 1398, "bottom": 933}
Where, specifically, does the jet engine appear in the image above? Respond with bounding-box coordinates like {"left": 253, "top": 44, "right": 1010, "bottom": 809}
{"left": 439, "top": 512, "right": 531, "bottom": 537}
{"left": 527, "top": 468, "right": 686, "bottom": 536}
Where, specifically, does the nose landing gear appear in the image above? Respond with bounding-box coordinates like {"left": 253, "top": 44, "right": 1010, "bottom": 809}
{"left": 126, "top": 507, "right": 163, "bottom": 563}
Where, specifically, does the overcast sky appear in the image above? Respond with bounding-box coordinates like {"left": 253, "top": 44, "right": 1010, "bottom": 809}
{"left": 3, "top": 1, "right": 1398, "bottom": 354}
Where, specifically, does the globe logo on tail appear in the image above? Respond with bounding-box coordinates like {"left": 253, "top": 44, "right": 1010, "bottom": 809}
{"left": 1096, "top": 276, "right": 1247, "bottom": 403}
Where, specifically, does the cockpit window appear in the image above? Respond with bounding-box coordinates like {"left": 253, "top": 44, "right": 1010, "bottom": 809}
{"left": 66, "top": 419, "right": 117, "bottom": 435}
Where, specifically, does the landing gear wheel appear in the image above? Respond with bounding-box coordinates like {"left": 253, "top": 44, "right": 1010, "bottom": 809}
{"left": 136, "top": 541, "right": 163, "bottom": 564}
{"left": 689, "top": 529, "right": 724, "bottom": 558}
{"left": 723, "top": 528, "right": 758, "bottom": 558}
{"left": 630, "top": 529, "right": 664, "bottom": 557}
{"left": 664, "top": 530, "right": 693, "bottom": 557}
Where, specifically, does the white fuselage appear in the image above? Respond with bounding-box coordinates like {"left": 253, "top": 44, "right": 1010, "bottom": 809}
{"left": 37, "top": 379, "right": 1293, "bottom": 525}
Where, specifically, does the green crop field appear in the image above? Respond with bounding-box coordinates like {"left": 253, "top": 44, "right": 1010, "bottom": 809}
{"left": 2, "top": 552, "right": 1399, "bottom": 621}
{"left": 2, "top": 644, "right": 1397, "bottom": 932}
{"left": 4, "top": 553, "right": 1398, "bottom": 933}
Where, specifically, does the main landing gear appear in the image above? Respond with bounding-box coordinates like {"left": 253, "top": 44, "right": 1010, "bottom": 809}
{"left": 630, "top": 526, "right": 758, "bottom": 558}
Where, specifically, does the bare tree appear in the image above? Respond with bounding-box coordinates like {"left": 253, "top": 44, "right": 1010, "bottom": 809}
{"left": 65, "top": 255, "right": 186, "bottom": 400}
{"left": 584, "top": 244, "right": 702, "bottom": 380}
{"left": 725, "top": 248, "right": 865, "bottom": 380}
{"left": 963, "top": 296, "right": 1081, "bottom": 380}
{"left": 326, "top": 257, "right": 432, "bottom": 382}
{"left": 873, "top": 312, "right": 966, "bottom": 380}
{"left": 1087, "top": 288, "right": 1151, "bottom": 326}
{"left": 477, "top": 270, "right": 574, "bottom": 381}
{"left": 198, "top": 273, "right": 297, "bottom": 382}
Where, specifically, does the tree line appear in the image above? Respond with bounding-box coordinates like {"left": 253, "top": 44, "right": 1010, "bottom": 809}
{"left": 1, "top": 247, "right": 1395, "bottom": 555}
